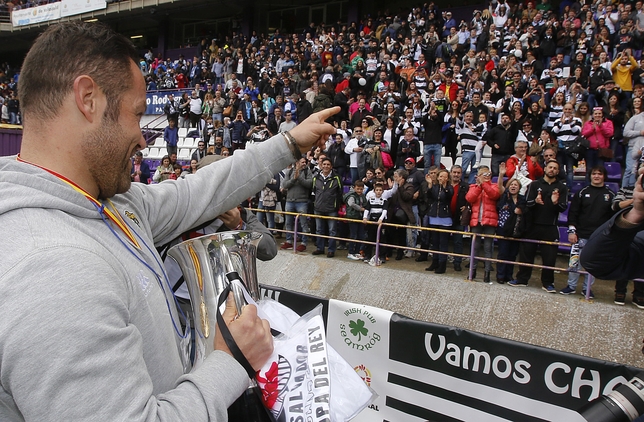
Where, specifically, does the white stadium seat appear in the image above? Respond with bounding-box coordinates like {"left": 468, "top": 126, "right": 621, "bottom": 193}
{"left": 178, "top": 149, "right": 190, "bottom": 160}
{"left": 177, "top": 138, "right": 185, "bottom": 148}
{"left": 178, "top": 128, "right": 188, "bottom": 138}
{"left": 153, "top": 138, "right": 166, "bottom": 148}
{"left": 147, "top": 147, "right": 160, "bottom": 160}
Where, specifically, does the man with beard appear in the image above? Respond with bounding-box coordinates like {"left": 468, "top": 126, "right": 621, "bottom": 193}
{"left": 509, "top": 160, "right": 569, "bottom": 292}
{"left": 0, "top": 21, "right": 338, "bottom": 421}
{"left": 311, "top": 158, "right": 344, "bottom": 257}
{"left": 484, "top": 113, "right": 517, "bottom": 176}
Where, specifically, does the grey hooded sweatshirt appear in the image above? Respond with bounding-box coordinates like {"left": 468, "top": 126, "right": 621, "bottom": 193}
{"left": 0, "top": 135, "right": 294, "bottom": 421}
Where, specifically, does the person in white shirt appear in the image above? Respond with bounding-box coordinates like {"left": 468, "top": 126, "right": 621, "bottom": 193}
{"left": 345, "top": 127, "right": 366, "bottom": 183}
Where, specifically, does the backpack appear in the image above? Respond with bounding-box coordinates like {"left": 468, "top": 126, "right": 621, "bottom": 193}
{"left": 312, "top": 94, "right": 332, "bottom": 113}
{"left": 343, "top": 191, "right": 364, "bottom": 220}
{"left": 563, "top": 135, "right": 590, "bottom": 163}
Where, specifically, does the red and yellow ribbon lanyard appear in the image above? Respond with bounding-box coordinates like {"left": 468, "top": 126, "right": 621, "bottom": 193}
{"left": 16, "top": 155, "right": 141, "bottom": 250}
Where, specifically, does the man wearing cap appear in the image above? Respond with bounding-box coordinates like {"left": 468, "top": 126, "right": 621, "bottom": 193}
{"left": 596, "top": 79, "right": 625, "bottom": 109}
{"left": 335, "top": 71, "right": 352, "bottom": 93}
{"left": 439, "top": 71, "right": 459, "bottom": 102}
{"left": 442, "top": 11, "right": 456, "bottom": 37}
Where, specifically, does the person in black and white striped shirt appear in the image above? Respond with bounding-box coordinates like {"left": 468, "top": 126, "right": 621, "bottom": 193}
{"left": 457, "top": 110, "right": 486, "bottom": 184}
{"left": 551, "top": 103, "right": 583, "bottom": 187}
{"left": 545, "top": 91, "right": 566, "bottom": 131}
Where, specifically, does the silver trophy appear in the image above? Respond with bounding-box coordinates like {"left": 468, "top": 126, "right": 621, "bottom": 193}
{"left": 168, "top": 230, "right": 275, "bottom": 422}
{"left": 167, "top": 230, "right": 263, "bottom": 369}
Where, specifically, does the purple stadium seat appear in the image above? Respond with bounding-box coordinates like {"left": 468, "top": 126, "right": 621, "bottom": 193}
{"left": 604, "top": 162, "right": 622, "bottom": 183}
{"left": 558, "top": 227, "right": 571, "bottom": 254}
{"left": 570, "top": 180, "right": 586, "bottom": 195}
{"left": 558, "top": 202, "right": 570, "bottom": 226}
{"left": 605, "top": 182, "right": 620, "bottom": 193}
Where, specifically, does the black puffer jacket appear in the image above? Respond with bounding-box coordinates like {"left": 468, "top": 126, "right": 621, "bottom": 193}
{"left": 427, "top": 184, "right": 454, "bottom": 218}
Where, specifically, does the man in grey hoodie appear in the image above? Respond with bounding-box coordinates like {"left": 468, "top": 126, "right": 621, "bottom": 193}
{"left": 0, "top": 22, "right": 337, "bottom": 422}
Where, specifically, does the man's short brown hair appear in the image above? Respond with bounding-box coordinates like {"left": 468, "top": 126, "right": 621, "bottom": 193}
{"left": 18, "top": 22, "right": 139, "bottom": 123}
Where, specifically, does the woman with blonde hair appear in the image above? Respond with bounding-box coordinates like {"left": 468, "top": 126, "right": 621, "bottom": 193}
{"left": 575, "top": 102, "right": 591, "bottom": 125}
{"left": 202, "top": 92, "right": 214, "bottom": 119}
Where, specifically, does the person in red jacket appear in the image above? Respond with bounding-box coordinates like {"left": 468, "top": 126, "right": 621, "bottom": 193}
{"left": 581, "top": 107, "right": 614, "bottom": 173}
{"left": 505, "top": 140, "right": 544, "bottom": 185}
{"left": 438, "top": 71, "right": 458, "bottom": 103}
{"left": 465, "top": 166, "right": 501, "bottom": 283}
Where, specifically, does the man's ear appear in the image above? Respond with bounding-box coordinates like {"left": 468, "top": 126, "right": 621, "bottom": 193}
{"left": 73, "top": 75, "right": 101, "bottom": 124}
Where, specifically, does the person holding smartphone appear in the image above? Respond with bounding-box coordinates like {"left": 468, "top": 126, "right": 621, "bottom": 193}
{"left": 465, "top": 166, "right": 501, "bottom": 283}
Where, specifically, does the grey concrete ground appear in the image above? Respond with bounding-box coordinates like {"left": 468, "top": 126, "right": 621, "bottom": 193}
{"left": 258, "top": 246, "right": 644, "bottom": 369}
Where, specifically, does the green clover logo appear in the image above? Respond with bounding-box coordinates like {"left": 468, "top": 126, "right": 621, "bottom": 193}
{"left": 349, "top": 319, "right": 369, "bottom": 341}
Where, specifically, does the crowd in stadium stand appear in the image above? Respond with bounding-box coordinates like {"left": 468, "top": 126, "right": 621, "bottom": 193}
{"left": 0, "top": 0, "right": 126, "bottom": 19}
{"left": 1, "top": 0, "right": 59, "bottom": 17}
{"left": 6, "top": 0, "right": 644, "bottom": 306}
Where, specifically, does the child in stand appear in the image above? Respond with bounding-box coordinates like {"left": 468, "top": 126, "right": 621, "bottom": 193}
{"left": 344, "top": 181, "right": 367, "bottom": 261}
{"left": 473, "top": 112, "right": 489, "bottom": 170}
{"left": 362, "top": 168, "right": 375, "bottom": 192}
{"left": 169, "top": 164, "right": 183, "bottom": 180}
{"left": 363, "top": 181, "right": 397, "bottom": 266}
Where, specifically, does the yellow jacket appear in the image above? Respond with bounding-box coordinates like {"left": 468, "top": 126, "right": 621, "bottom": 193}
{"left": 611, "top": 55, "right": 638, "bottom": 91}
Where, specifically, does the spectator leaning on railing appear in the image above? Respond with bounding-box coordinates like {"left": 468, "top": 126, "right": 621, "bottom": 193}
{"left": 509, "top": 160, "right": 569, "bottom": 292}
{"left": 559, "top": 166, "right": 615, "bottom": 298}
{"left": 280, "top": 157, "right": 312, "bottom": 252}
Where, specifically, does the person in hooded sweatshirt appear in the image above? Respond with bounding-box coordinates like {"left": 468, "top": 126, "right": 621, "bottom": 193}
{"left": 0, "top": 21, "right": 337, "bottom": 422}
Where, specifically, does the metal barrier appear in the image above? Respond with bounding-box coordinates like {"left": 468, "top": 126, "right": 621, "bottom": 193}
{"left": 248, "top": 207, "right": 603, "bottom": 300}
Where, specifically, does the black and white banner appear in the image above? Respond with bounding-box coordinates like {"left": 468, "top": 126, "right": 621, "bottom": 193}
{"left": 260, "top": 285, "right": 640, "bottom": 421}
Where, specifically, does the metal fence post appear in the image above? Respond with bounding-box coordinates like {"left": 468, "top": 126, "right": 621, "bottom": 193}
{"left": 375, "top": 221, "right": 383, "bottom": 266}
{"left": 292, "top": 214, "right": 300, "bottom": 252}
{"left": 585, "top": 274, "right": 595, "bottom": 300}
{"left": 468, "top": 232, "right": 477, "bottom": 281}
